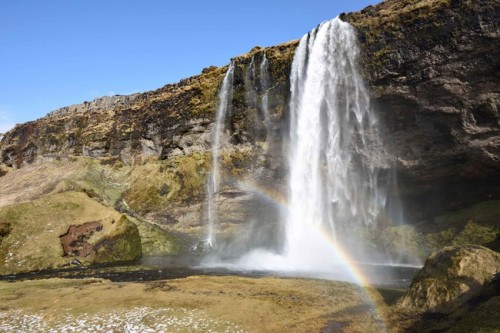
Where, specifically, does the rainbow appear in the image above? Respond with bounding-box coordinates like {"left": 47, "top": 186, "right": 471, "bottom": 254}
{"left": 236, "top": 178, "right": 372, "bottom": 281}
{"left": 203, "top": 178, "right": 419, "bottom": 331}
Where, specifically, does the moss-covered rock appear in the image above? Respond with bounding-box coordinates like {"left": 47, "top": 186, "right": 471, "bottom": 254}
{"left": 422, "top": 200, "right": 500, "bottom": 253}
{"left": 0, "top": 191, "right": 142, "bottom": 274}
{"left": 122, "top": 152, "right": 210, "bottom": 214}
{"left": 94, "top": 215, "right": 142, "bottom": 263}
{"left": 398, "top": 245, "right": 500, "bottom": 313}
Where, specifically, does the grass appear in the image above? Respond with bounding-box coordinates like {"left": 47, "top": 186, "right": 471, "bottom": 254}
{"left": 127, "top": 215, "right": 185, "bottom": 255}
{"left": 0, "top": 191, "right": 138, "bottom": 274}
{"left": 0, "top": 276, "right": 390, "bottom": 332}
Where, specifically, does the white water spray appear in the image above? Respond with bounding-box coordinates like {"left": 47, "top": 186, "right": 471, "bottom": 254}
{"left": 206, "top": 63, "right": 234, "bottom": 247}
{"left": 284, "top": 17, "right": 385, "bottom": 269}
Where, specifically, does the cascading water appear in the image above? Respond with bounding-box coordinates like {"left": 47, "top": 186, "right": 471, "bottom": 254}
{"left": 245, "top": 56, "right": 257, "bottom": 108}
{"left": 245, "top": 53, "right": 272, "bottom": 140}
{"left": 203, "top": 18, "right": 417, "bottom": 280}
{"left": 284, "top": 17, "right": 386, "bottom": 269}
{"left": 206, "top": 63, "right": 234, "bottom": 247}
{"left": 259, "top": 52, "right": 271, "bottom": 138}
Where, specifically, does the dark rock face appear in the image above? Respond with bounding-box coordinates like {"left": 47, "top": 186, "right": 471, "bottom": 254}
{"left": 0, "top": 43, "right": 295, "bottom": 172}
{"left": 398, "top": 245, "right": 500, "bottom": 313}
{"left": 0, "top": 222, "right": 11, "bottom": 246}
{"left": 346, "top": 0, "right": 500, "bottom": 221}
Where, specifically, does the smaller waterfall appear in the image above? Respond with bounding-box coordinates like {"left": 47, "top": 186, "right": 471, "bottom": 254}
{"left": 245, "top": 57, "right": 257, "bottom": 108}
{"left": 206, "top": 63, "right": 234, "bottom": 247}
{"left": 245, "top": 53, "right": 272, "bottom": 141}
{"left": 259, "top": 52, "right": 271, "bottom": 138}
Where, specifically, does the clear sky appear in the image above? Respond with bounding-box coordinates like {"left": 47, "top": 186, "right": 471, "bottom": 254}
{"left": 0, "top": 0, "right": 380, "bottom": 133}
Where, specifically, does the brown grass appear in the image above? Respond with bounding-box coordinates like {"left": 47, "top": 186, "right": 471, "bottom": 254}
{"left": 0, "top": 276, "right": 392, "bottom": 332}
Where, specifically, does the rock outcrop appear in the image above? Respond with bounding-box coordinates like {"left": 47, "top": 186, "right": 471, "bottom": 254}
{"left": 345, "top": 0, "right": 500, "bottom": 221}
{"left": 47, "top": 94, "right": 139, "bottom": 118}
{"left": 398, "top": 245, "right": 500, "bottom": 313}
{"left": 0, "top": 191, "right": 142, "bottom": 274}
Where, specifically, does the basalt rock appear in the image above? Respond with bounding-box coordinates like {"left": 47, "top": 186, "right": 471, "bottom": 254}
{"left": 398, "top": 245, "right": 500, "bottom": 313}
{"left": 345, "top": 0, "right": 500, "bottom": 222}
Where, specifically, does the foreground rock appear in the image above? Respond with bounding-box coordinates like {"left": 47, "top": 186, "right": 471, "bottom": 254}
{"left": 0, "top": 191, "right": 142, "bottom": 275}
{"left": 398, "top": 245, "right": 500, "bottom": 313}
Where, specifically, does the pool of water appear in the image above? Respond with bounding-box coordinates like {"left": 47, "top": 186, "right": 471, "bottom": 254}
{"left": 0, "top": 255, "right": 420, "bottom": 288}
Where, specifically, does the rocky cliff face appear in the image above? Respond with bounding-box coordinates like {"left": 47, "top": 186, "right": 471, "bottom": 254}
{"left": 0, "top": 42, "right": 295, "bottom": 169}
{"left": 0, "top": 0, "right": 499, "bottom": 257}
{"left": 346, "top": 0, "right": 500, "bottom": 223}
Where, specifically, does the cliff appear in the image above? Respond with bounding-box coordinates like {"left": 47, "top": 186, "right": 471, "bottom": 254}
{"left": 346, "top": 0, "right": 500, "bottom": 221}
{"left": 0, "top": 0, "right": 499, "bottom": 257}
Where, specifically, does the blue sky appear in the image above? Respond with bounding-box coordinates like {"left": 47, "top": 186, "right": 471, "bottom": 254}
{"left": 0, "top": 0, "right": 380, "bottom": 133}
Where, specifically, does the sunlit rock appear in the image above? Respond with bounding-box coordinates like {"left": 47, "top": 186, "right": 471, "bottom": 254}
{"left": 398, "top": 245, "right": 500, "bottom": 313}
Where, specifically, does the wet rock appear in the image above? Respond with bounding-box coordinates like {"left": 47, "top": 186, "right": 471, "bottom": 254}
{"left": 398, "top": 245, "right": 500, "bottom": 313}
{"left": 345, "top": 0, "right": 500, "bottom": 222}
{"left": 191, "top": 239, "right": 215, "bottom": 254}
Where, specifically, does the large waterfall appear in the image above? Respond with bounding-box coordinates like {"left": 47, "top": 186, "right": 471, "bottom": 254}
{"left": 283, "top": 17, "right": 387, "bottom": 270}
{"left": 203, "top": 18, "right": 413, "bottom": 280}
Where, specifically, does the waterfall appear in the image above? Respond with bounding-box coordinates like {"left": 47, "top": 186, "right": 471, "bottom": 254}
{"left": 210, "top": 17, "right": 397, "bottom": 273}
{"left": 203, "top": 17, "right": 412, "bottom": 278}
{"left": 245, "top": 56, "right": 257, "bottom": 108}
{"left": 206, "top": 63, "right": 234, "bottom": 247}
{"left": 259, "top": 52, "right": 271, "bottom": 138}
{"left": 245, "top": 53, "right": 271, "bottom": 141}
{"left": 284, "top": 17, "right": 386, "bottom": 267}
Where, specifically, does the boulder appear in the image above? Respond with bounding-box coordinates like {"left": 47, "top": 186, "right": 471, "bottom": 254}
{"left": 0, "top": 191, "right": 142, "bottom": 275}
{"left": 398, "top": 245, "right": 500, "bottom": 313}
{"left": 93, "top": 215, "right": 142, "bottom": 263}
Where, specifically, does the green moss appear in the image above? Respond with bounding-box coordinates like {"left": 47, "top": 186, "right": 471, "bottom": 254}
{"left": 69, "top": 159, "right": 127, "bottom": 206}
{"left": 186, "top": 66, "right": 225, "bottom": 117}
{"left": 426, "top": 221, "right": 499, "bottom": 251}
{"left": 424, "top": 200, "right": 500, "bottom": 252}
{"left": 127, "top": 216, "right": 183, "bottom": 255}
{"left": 94, "top": 215, "right": 142, "bottom": 263}
{"left": 0, "top": 192, "right": 135, "bottom": 274}
{"left": 123, "top": 152, "right": 210, "bottom": 213}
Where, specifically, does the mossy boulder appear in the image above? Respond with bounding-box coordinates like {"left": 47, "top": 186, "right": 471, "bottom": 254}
{"left": 93, "top": 215, "right": 142, "bottom": 263}
{"left": 423, "top": 200, "right": 500, "bottom": 253}
{"left": 398, "top": 245, "right": 500, "bottom": 313}
{"left": 0, "top": 191, "right": 142, "bottom": 275}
